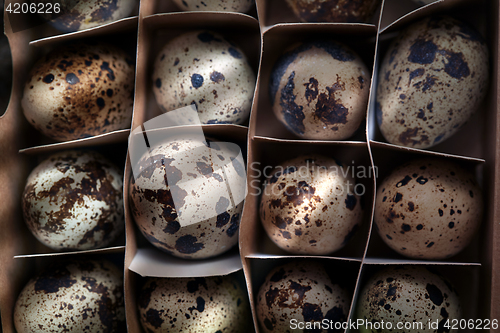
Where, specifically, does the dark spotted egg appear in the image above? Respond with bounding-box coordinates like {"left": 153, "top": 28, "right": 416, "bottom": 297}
{"left": 22, "top": 42, "right": 134, "bottom": 142}
{"left": 138, "top": 275, "right": 250, "bottom": 333}
{"left": 285, "top": 0, "right": 381, "bottom": 23}
{"left": 14, "top": 259, "right": 125, "bottom": 333}
{"left": 172, "top": 0, "right": 253, "bottom": 12}
{"left": 128, "top": 137, "right": 246, "bottom": 259}
{"left": 257, "top": 261, "right": 350, "bottom": 333}
{"left": 374, "top": 158, "right": 483, "bottom": 260}
{"left": 152, "top": 31, "right": 256, "bottom": 125}
{"left": 270, "top": 41, "right": 370, "bottom": 140}
{"left": 259, "top": 155, "right": 362, "bottom": 255}
{"left": 356, "top": 266, "right": 461, "bottom": 333}
{"left": 376, "top": 16, "right": 489, "bottom": 149}
{"left": 22, "top": 150, "right": 124, "bottom": 251}
{"left": 38, "top": 0, "right": 137, "bottom": 32}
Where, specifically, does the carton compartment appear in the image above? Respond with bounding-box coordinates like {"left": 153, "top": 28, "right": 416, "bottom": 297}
{"left": 145, "top": 0, "right": 258, "bottom": 18}
{"left": 242, "top": 137, "right": 374, "bottom": 259}
{"left": 133, "top": 12, "right": 260, "bottom": 128}
{"left": 253, "top": 24, "right": 377, "bottom": 141}
{"left": 247, "top": 257, "right": 361, "bottom": 333}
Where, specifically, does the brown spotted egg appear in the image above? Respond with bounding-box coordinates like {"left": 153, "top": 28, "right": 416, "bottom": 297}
{"left": 257, "top": 261, "right": 350, "bottom": 333}
{"left": 270, "top": 41, "right": 370, "bottom": 140}
{"left": 128, "top": 136, "right": 246, "bottom": 259}
{"left": 376, "top": 16, "right": 489, "bottom": 149}
{"left": 22, "top": 42, "right": 134, "bottom": 142}
{"left": 14, "top": 259, "right": 125, "bottom": 333}
{"left": 285, "top": 0, "right": 381, "bottom": 23}
{"left": 374, "top": 158, "right": 483, "bottom": 259}
{"left": 356, "top": 265, "right": 461, "bottom": 333}
{"left": 22, "top": 150, "right": 124, "bottom": 251}
{"left": 172, "top": 0, "right": 253, "bottom": 12}
{"left": 138, "top": 275, "right": 250, "bottom": 333}
{"left": 152, "top": 30, "right": 256, "bottom": 125}
{"left": 259, "top": 155, "right": 362, "bottom": 255}
{"left": 38, "top": 0, "right": 137, "bottom": 32}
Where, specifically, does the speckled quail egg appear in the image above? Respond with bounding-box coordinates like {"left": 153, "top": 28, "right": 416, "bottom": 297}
{"left": 257, "top": 261, "right": 350, "bottom": 333}
{"left": 285, "top": 0, "right": 381, "bottom": 23}
{"left": 37, "top": 0, "right": 137, "bottom": 33}
{"left": 376, "top": 16, "right": 489, "bottom": 149}
{"left": 22, "top": 42, "right": 134, "bottom": 142}
{"left": 152, "top": 30, "right": 256, "bottom": 125}
{"left": 128, "top": 136, "right": 246, "bottom": 259}
{"left": 138, "top": 275, "right": 250, "bottom": 333}
{"left": 22, "top": 150, "right": 124, "bottom": 251}
{"left": 356, "top": 265, "right": 461, "bottom": 333}
{"left": 374, "top": 158, "right": 483, "bottom": 259}
{"left": 270, "top": 41, "right": 370, "bottom": 140}
{"left": 172, "top": 0, "right": 253, "bottom": 12}
{"left": 259, "top": 155, "right": 362, "bottom": 255}
{"left": 14, "top": 259, "right": 125, "bottom": 333}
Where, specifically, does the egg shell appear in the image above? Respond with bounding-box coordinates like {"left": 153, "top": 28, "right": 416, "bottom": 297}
{"left": 14, "top": 259, "right": 125, "bottom": 333}
{"left": 269, "top": 41, "right": 370, "bottom": 140}
{"left": 22, "top": 150, "right": 124, "bottom": 251}
{"left": 138, "top": 275, "right": 250, "bottom": 333}
{"left": 356, "top": 265, "right": 461, "bottom": 333}
{"left": 376, "top": 16, "right": 489, "bottom": 149}
{"left": 152, "top": 30, "right": 256, "bottom": 125}
{"left": 39, "top": 0, "right": 137, "bottom": 32}
{"left": 259, "top": 155, "right": 363, "bottom": 255}
{"left": 128, "top": 137, "right": 246, "bottom": 259}
{"left": 256, "top": 261, "right": 350, "bottom": 333}
{"left": 374, "top": 158, "right": 483, "bottom": 259}
{"left": 285, "top": 0, "right": 381, "bottom": 23}
{"left": 172, "top": 0, "right": 253, "bottom": 13}
{"left": 22, "top": 42, "right": 134, "bottom": 142}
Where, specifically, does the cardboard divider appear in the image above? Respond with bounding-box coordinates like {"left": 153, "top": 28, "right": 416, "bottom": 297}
{"left": 247, "top": 257, "right": 361, "bottom": 333}
{"left": 144, "top": 0, "right": 258, "bottom": 18}
{"left": 255, "top": 0, "right": 382, "bottom": 30}
{"left": 352, "top": 263, "right": 481, "bottom": 333}
{"left": 254, "top": 23, "right": 377, "bottom": 141}
{"left": 132, "top": 12, "right": 260, "bottom": 128}
{"left": 241, "top": 137, "right": 374, "bottom": 260}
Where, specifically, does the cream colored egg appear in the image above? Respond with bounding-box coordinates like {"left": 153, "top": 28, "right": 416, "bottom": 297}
{"left": 22, "top": 150, "right": 124, "bottom": 251}
{"left": 285, "top": 0, "right": 380, "bottom": 23}
{"left": 14, "top": 259, "right": 125, "bottom": 333}
{"left": 257, "top": 261, "right": 350, "bottom": 333}
{"left": 259, "top": 155, "right": 362, "bottom": 255}
{"left": 22, "top": 42, "right": 134, "bottom": 142}
{"left": 374, "top": 158, "right": 483, "bottom": 259}
{"left": 152, "top": 31, "right": 256, "bottom": 125}
{"left": 270, "top": 41, "right": 370, "bottom": 140}
{"left": 138, "top": 275, "right": 250, "bottom": 333}
{"left": 39, "top": 0, "right": 137, "bottom": 32}
{"left": 172, "top": 0, "right": 253, "bottom": 12}
{"left": 376, "top": 16, "right": 489, "bottom": 149}
{"left": 128, "top": 136, "right": 246, "bottom": 259}
{"left": 356, "top": 265, "right": 461, "bottom": 333}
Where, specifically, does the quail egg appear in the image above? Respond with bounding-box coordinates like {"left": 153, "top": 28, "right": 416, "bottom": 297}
{"left": 285, "top": 0, "right": 381, "bottom": 23}
{"left": 22, "top": 42, "right": 135, "bottom": 142}
{"left": 257, "top": 261, "right": 350, "bottom": 333}
{"left": 37, "top": 0, "right": 137, "bottom": 33}
{"left": 270, "top": 41, "right": 370, "bottom": 140}
{"left": 172, "top": 0, "right": 253, "bottom": 12}
{"left": 138, "top": 275, "right": 250, "bottom": 333}
{"left": 374, "top": 158, "right": 483, "bottom": 259}
{"left": 356, "top": 265, "right": 461, "bottom": 333}
{"left": 376, "top": 16, "right": 489, "bottom": 149}
{"left": 259, "top": 155, "right": 363, "bottom": 254}
{"left": 152, "top": 30, "right": 256, "bottom": 125}
{"left": 14, "top": 259, "right": 125, "bottom": 333}
{"left": 22, "top": 150, "right": 124, "bottom": 251}
{"left": 128, "top": 136, "right": 246, "bottom": 259}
